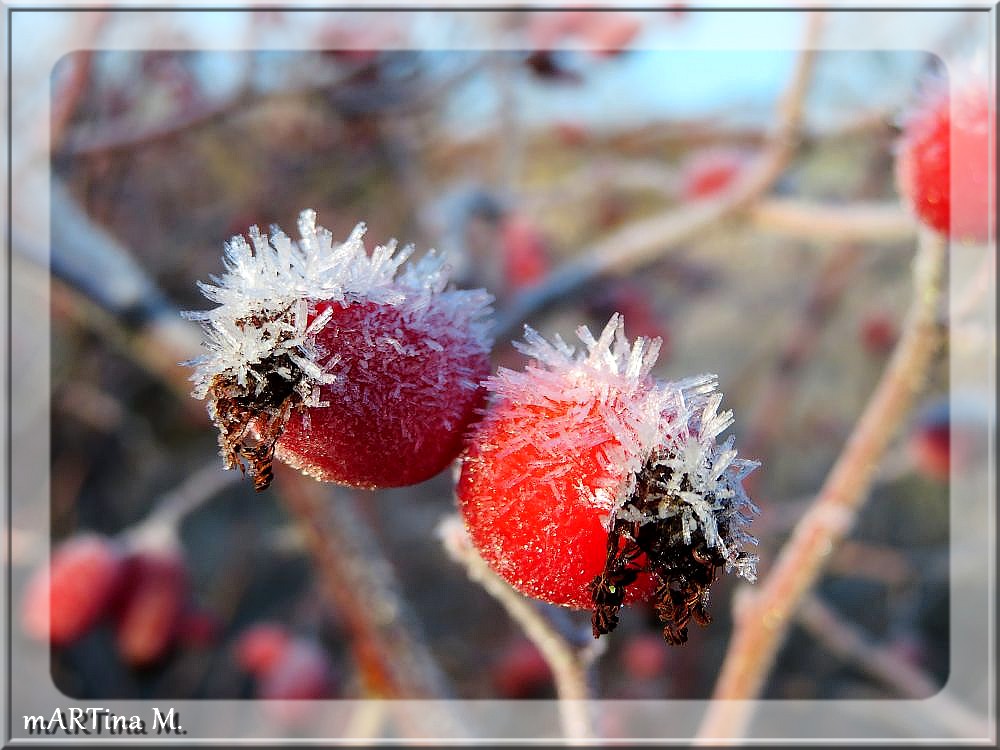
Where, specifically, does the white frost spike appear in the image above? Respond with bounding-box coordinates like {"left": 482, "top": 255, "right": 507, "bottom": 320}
{"left": 494, "top": 314, "right": 759, "bottom": 583}
{"left": 184, "top": 210, "right": 494, "bottom": 404}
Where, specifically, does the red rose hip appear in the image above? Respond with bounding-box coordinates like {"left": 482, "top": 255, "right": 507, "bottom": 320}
{"left": 457, "top": 315, "right": 759, "bottom": 643}
{"left": 186, "top": 211, "right": 493, "bottom": 490}
{"left": 22, "top": 534, "right": 123, "bottom": 645}
{"left": 895, "top": 76, "right": 993, "bottom": 243}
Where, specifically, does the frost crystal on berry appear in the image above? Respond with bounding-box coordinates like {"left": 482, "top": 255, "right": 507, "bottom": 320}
{"left": 457, "top": 314, "right": 758, "bottom": 643}
{"left": 185, "top": 210, "right": 493, "bottom": 490}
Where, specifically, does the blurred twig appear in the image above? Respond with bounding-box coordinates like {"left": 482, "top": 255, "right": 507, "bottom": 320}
{"left": 124, "top": 461, "right": 241, "bottom": 547}
{"left": 742, "top": 243, "right": 864, "bottom": 457}
{"left": 439, "top": 515, "right": 597, "bottom": 741}
{"left": 492, "top": 12, "right": 824, "bottom": 338}
{"left": 278, "top": 469, "right": 465, "bottom": 737}
{"left": 797, "top": 594, "right": 991, "bottom": 738}
{"left": 748, "top": 199, "right": 915, "bottom": 244}
{"left": 697, "top": 227, "right": 947, "bottom": 739}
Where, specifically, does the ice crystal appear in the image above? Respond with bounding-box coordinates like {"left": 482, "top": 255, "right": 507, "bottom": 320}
{"left": 487, "top": 313, "right": 757, "bottom": 580}
{"left": 471, "top": 313, "right": 758, "bottom": 641}
{"left": 185, "top": 210, "right": 492, "bottom": 402}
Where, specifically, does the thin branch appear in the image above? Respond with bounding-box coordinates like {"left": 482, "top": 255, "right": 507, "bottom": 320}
{"left": 797, "top": 594, "right": 991, "bottom": 738}
{"left": 277, "top": 470, "right": 465, "bottom": 738}
{"left": 492, "top": 12, "right": 824, "bottom": 338}
{"left": 696, "top": 227, "right": 947, "bottom": 740}
{"left": 748, "top": 199, "right": 916, "bottom": 244}
{"left": 439, "top": 515, "right": 596, "bottom": 741}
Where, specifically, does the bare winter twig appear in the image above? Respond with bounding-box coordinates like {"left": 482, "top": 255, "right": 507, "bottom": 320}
{"left": 696, "top": 227, "right": 947, "bottom": 739}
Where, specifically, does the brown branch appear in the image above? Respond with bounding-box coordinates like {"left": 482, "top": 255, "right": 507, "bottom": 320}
{"left": 797, "top": 595, "right": 990, "bottom": 738}
{"left": 492, "top": 12, "right": 824, "bottom": 339}
{"left": 439, "top": 515, "right": 598, "bottom": 741}
{"left": 748, "top": 199, "right": 916, "bottom": 244}
{"left": 277, "top": 470, "right": 454, "bottom": 700}
{"left": 696, "top": 227, "right": 947, "bottom": 740}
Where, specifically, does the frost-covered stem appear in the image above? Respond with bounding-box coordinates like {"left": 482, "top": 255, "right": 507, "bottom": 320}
{"left": 697, "top": 228, "right": 946, "bottom": 740}
{"left": 439, "top": 516, "right": 595, "bottom": 741}
{"left": 797, "top": 595, "right": 990, "bottom": 738}
{"left": 493, "top": 12, "right": 823, "bottom": 338}
{"left": 277, "top": 470, "right": 464, "bottom": 740}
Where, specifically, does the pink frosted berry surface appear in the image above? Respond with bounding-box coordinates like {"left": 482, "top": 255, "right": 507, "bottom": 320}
{"left": 276, "top": 299, "right": 490, "bottom": 488}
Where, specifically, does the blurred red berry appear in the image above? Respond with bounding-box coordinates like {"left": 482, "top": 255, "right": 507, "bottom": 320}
{"left": 187, "top": 211, "right": 493, "bottom": 491}
{"left": 177, "top": 608, "right": 222, "bottom": 648}
{"left": 679, "top": 148, "right": 749, "bottom": 201}
{"left": 553, "top": 120, "right": 589, "bottom": 147}
{"left": 526, "top": 11, "right": 590, "bottom": 48}
{"left": 895, "top": 77, "right": 993, "bottom": 243}
{"left": 115, "top": 550, "right": 187, "bottom": 667}
{"left": 501, "top": 216, "right": 550, "bottom": 292}
{"left": 589, "top": 280, "right": 669, "bottom": 353}
{"left": 22, "top": 534, "right": 123, "bottom": 646}
{"left": 909, "top": 406, "right": 951, "bottom": 481}
{"left": 579, "top": 12, "right": 642, "bottom": 58}
{"left": 621, "top": 633, "right": 668, "bottom": 681}
{"left": 458, "top": 316, "right": 758, "bottom": 643}
{"left": 234, "top": 623, "right": 292, "bottom": 676}
{"left": 258, "top": 638, "right": 335, "bottom": 723}
{"left": 859, "top": 311, "right": 899, "bottom": 356}
{"left": 492, "top": 640, "right": 552, "bottom": 699}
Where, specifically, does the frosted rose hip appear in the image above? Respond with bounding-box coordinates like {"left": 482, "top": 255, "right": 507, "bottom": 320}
{"left": 457, "top": 315, "right": 759, "bottom": 643}
{"left": 22, "top": 534, "right": 123, "bottom": 645}
{"left": 185, "top": 211, "right": 493, "bottom": 490}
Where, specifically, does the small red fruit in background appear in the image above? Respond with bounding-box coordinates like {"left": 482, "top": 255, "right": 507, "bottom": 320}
{"left": 501, "top": 215, "right": 550, "bottom": 292}
{"left": 895, "top": 76, "right": 993, "bottom": 243}
{"left": 621, "top": 632, "right": 669, "bottom": 681}
{"left": 114, "top": 549, "right": 187, "bottom": 667}
{"left": 177, "top": 608, "right": 222, "bottom": 649}
{"left": 457, "top": 314, "right": 759, "bottom": 643}
{"left": 492, "top": 639, "right": 553, "bottom": 698}
{"left": 22, "top": 534, "right": 123, "bottom": 645}
{"left": 679, "top": 148, "right": 750, "bottom": 201}
{"left": 234, "top": 622, "right": 292, "bottom": 675}
{"left": 186, "top": 210, "right": 493, "bottom": 491}
{"left": 859, "top": 310, "right": 899, "bottom": 356}
{"left": 257, "top": 639, "right": 334, "bottom": 702}
{"left": 234, "top": 625, "right": 335, "bottom": 721}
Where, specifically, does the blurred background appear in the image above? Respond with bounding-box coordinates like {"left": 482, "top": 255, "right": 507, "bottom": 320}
{"left": 8, "top": 6, "right": 993, "bottom": 735}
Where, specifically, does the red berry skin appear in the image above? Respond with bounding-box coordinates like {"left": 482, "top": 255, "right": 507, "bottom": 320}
{"left": 273, "top": 299, "right": 490, "bottom": 488}
{"left": 22, "top": 534, "right": 123, "bottom": 646}
{"left": 114, "top": 551, "right": 187, "bottom": 667}
{"left": 457, "top": 396, "right": 657, "bottom": 609}
{"left": 896, "top": 80, "right": 993, "bottom": 243}
{"left": 234, "top": 623, "right": 292, "bottom": 676}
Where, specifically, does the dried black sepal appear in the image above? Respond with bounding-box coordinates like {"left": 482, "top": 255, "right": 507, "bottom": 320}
{"left": 588, "top": 453, "right": 746, "bottom": 645}
{"left": 206, "top": 348, "right": 301, "bottom": 493}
